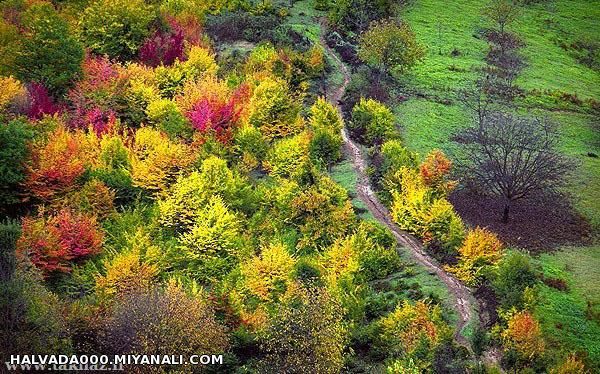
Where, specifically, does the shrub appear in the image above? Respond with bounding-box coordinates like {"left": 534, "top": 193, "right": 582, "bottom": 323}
{"left": 234, "top": 124, "right": 268, "bottom": 162}
{"left": 159, "top": 156, "right": 250, "bottom": 230}
{"left": 264, "top": 133, "right": 312, "bottom": 181}
{"left": 25, "top": 127, "right": 94, "bottom": 202}
{"left": 241, "top": 243, "right": 296, "bottom": 302}
{"left": 248, "top": 77, "right": 303, "bottom": 140}
{"left": 501, "top": 311, "right": 545, "bottom": 360}
{"left": 95, "top": 247, "right": 158, "bottom": 298}
{"left": 66, "top": 55, "right": 126, "bottom": 129}
{"left": 80, "top": 0, "right": 155, "bottom": 60}
{"left": 154, "top": 46, "right": 218, "bottom": 98}
{"left": 308, "top": 98, "right": 343, "bottom": 168}
{"left": 350, "top": 98, "right": 396, "bottom": 145}
{"left": 60, "top": 180, "right": 116, "bottom": 219}
{"left": 390, "top": 167, "right": 465, "bottom": 252}
{"left": 91, "top": 134, "right": 138, "bottom": 203}
{"left": 174, "top": 76, "right": 229, "bottom": 113}
{"left": 290, "top": 176, "right": 356, "bottom": 251}
{"left": 309, "top": 97, "right": 344, "bottom": 133}
{"left": 17, "top": 210, "right": 103, "bottom": 276}
{"left": 0, "top": 119, "right": 34, "bottom": 206}
{"left": 386, "top": 358, "right": 420, "bottom": 374}
{"left": 309, "top": 126, "right": 343, "bottom": 169}
{"left": 381, "top": 139, "right": 418, "bottom": 174}
{"left": 0, "top": 19, "right": 21, "bottom": 77}
{"left": 146, "top": 98, "right": 191, "bottom": 140}
{"left": 14, "top": 3, "right": 84, "bottom": 95}
{"left": 420, "top": 199, "right": 465, "bottom": 252}
{"left": 181, "top": 46, "right": 219, "bottom": 79}
{"left": 358, "top": 19, "right": 425, "bottom": 75}
{"left": 129, "top": 127, "right": 193, "bottom": 193}
{"left": 175, "top": 196, "right": 242, "bottom": 282}
{"left": 185, "top": 84, "right": 249, "bottom": 143}
{"left": 25, "top": 82, "right": 61, "bottom": 120}
{"left": 0, "top": 76, "right": 26, "bottom": 113}
{"left": 356, "top": 237, "right": 403, "bottom": 281}
{"left": 138, "top": 20, "right": 184, "bottom": 67}
{"left": 103, "top": 283, "right": 228, "bottom": 355}
{"left": 321, "top": 235, "right": 361, "bottom": 287}
{"left": 419, "top": 149, "right": 457, "bottom": 195}
{"left": 549, "top": 354, "right": 587, "bottom": 374}
{"left": 1, "top": 267, "right": 71, "bottom": 356}
{"left": 258, "top": 287, "right": 346, "bottom": 373}
{"left": 376, "top": 301, "right": 451, "bottom": 366}
{"left": 446, "top": 227, "right": 503, "bottom": 286}
{"left": 493, "top": 251, "right": 538, "bottom": 309}
{"left": 0, "top": 219, "right": 21, "bottom": 281}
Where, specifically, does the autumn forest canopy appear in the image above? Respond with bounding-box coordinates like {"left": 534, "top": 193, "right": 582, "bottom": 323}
{"left": 0, "top": 0, "right": 599, "bottom": 373}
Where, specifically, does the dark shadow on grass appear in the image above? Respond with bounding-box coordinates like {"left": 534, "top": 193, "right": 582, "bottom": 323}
{"left": 449, "top": 189, "right": 592, "bottom": 251}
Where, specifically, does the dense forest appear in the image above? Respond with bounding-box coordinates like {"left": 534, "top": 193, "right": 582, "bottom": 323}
{"left": 0, "top": 0, "right": 598, "bottom": 373}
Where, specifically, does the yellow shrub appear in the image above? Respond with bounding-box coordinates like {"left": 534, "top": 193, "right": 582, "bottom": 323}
{"left": 248, "top": 77, "right": 302, "bottom": 140}
{"left": 181, "top": 46, "right": 218, "bottom": 79}
{"left": 241, "top": 243, "right": 296, "bottom": 302}
{"left": 95, "top": 247, "right": 159, "bottom": 297}
{"left": 0, "top": 76, "right": 26, "bottom": 111}
{"left": 550, "top": 354, "right": 587, "bottom": 374}
{"left": 129, "top": 127, "right": 193, "bottom": 193}
{"left": 460, "top": 227, "right": 503, "bottom": 263}
{"left": 446, "top": 227, "right": 503, "bottom": 285}
{"left": 390, "top": 166, "right": 465, "bottom": 251}
{"left": 174, "top": 76, "right": 229, "bottom": 113}
{"left": 263, "top": 132, "right": 312, "bottom": 180}
{"left": 378, "top": 301, "right": 451, "bottom": 362}
{"left": 321, "top": 235, "right": 360, "bottom": 286}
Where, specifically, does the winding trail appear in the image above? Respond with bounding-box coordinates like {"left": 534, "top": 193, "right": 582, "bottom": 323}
{"left": 319, "top": 26, "right": 476, "bottom": 350}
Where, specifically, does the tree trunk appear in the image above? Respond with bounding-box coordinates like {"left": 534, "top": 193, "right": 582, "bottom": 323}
{"left": 502, "top": 202, "right": 510, "bottom": 223}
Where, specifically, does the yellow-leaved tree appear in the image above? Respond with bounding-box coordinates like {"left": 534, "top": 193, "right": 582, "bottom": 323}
{"left": 129, "top": 127, "right": 193, "bottom": 194}
{"left": 377, "top": 301, "right": 451, "bottom": 369}
{"left": 241, "top": 243, "right": 296, "bottom": 302}
{"left": 446, "top": 227, "right": 503, "bottom": 285}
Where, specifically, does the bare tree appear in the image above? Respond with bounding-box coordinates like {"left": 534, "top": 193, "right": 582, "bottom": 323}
{"left": 455, "top": 111, "right": 575, "bottom": 223}
{"left": 483, "top": 0, "right": 521, "bottom": 35}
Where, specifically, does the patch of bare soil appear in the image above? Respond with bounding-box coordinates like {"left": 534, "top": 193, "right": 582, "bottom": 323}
{"left": 450, "top": 190, "right": 592, "bottom": 251}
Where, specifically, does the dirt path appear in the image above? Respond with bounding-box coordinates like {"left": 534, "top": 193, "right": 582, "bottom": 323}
{"left": 320, "top": 26, "right": 476, "bottom": 350}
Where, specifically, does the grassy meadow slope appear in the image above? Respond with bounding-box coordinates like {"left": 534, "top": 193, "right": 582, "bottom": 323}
{"left": 397, "top": 0, "right": 600, "bottom": 231}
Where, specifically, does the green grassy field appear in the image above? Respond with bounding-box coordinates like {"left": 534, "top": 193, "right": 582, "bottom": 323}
{"left": 283, "top": 0, "right": 324, "bottom": 44}
{"left": 401, "top": 0, "right": 600, "bottom": 100}
{"left": 535, "top": 246, "right": 600, "bottom": 365}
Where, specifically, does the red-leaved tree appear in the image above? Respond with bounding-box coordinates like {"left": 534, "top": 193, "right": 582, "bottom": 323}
{"left": 67, "top": 55, "right": 124, "bottom": 130}
{"left": 17, "top": 209, "right": 103, "bottom": 276}
{"left": 25, "top": 82, "right": 61, "bottom": 120}
{"left": 186, "top": 84, "right": 250, "bottom": 143}
{"left": 139, "top": 20, "right": 185, "bottom": 67}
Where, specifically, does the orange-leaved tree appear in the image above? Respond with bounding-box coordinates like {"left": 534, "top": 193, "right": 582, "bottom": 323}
{"left": 502, "top": 310, "right": 545, "bottom": 360}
